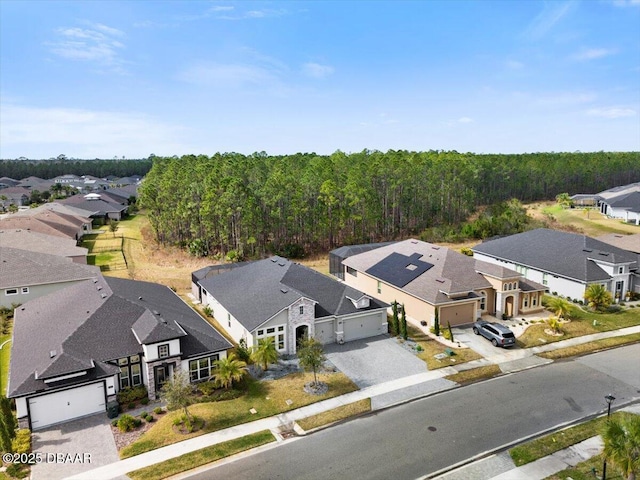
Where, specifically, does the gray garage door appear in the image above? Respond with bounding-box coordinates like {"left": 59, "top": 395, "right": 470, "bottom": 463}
{"left": 343, "top": 313, "right": 383, "bottom": 342}
{"left": 315, "top": 320, "right": 335, "bottom": 345}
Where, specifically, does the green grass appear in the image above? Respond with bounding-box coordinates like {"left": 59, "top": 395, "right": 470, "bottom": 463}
{"left": 0, "top": 334, "right": 11, "bottom": 396}
{"left": 538, "top": 333, "right": 640, "bottom": 360}
{"left": 297, "top": 399, "right": 371, "bottom": 431}
{"left": 517, "top": 308, "right": 640, "bottom": 348}
{"left": 121, "top": 372, "right": 358, "bottom": 458}
{"left": 509, "top": 412, "right": 638, "bottom": 467}
{"left": 444, "top": 365, "right": 501, "bottom": 384}
{"left": 127, "top": 430, "right": 275, "bottom": 480}
{"left": 538, "top": 203, "right": 639, "bottom": 237}
{"left": 545, "top": 454, "right": 625, "bottom": 480}
{"left": 406, "top": 325, "right": 482, "bottom": 369}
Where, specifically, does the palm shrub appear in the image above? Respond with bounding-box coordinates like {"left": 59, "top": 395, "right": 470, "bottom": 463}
{"left": 546, "top": 296, "right": 575, "bottom": 320}
{"left": 251, "top": 337, "right": 279, "bottom": 371}
{"left": 213, "top": 353, "right": 247, "bottom": 389}
{"left": 585, "top": 284, "right": 613, "bottom": 311}
{"left": 547, "top": 316, "right": 562, "bottom": 334}
{"left": 601, "top": 415, "right": 640, "bottom": 480}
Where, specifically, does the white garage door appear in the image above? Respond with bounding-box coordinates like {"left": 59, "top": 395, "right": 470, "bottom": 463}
{"left": 29, "top": 382, "right": 106, "bottom": 430}
{"left": 315, "top": 320, "right": 335, "bottom": 345}
{"left": 343, "top": 313, "right": 384, "bottom": 342}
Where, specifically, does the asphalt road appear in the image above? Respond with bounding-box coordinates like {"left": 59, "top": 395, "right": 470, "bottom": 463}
{"left": 185, "top": 344, "right": 640, "bottom": 480}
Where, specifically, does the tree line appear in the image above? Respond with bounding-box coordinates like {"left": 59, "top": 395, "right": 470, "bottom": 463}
{"left": 138, "top": 150, "right": 640, "bottom": 257}
{"left": 0, "top": 159, "right": 152, "bottom": 180}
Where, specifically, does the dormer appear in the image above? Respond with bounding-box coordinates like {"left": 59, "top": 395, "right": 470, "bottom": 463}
{"left": 347, "top": 294, "right": 371, "bottom": 309}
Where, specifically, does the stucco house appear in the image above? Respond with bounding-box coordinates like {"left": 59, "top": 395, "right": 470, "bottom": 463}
{"left": 0, "top": 247, "right": 99, "bottom": 308}
{"left": 195, "top": 257, "right": 389, "bottom": 354}
{"left": 8, "top": 276, "right": 232, "bottom": 430}
{"left": 472, "top": 229, "right": 638, "bottom": 301}
{"left": 341, "top": 239, "right": 546, "bottom": 328}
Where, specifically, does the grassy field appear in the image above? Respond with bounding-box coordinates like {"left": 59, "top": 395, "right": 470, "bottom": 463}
{"left": 0, "top": 334, "right": 11, "bottom": 396}
{"left": 297, "top": 398, "right": 371, "bottom": 431}
{"left": 121, "top": 372, "right": 358, "bottom": 458}
{"left": 406, "top": 325, "right": 482, "bottom": 369}
{"left": 127, "top": 430, "right": 275, "bottom": 480}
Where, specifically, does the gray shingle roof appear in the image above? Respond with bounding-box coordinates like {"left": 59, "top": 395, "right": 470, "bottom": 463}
{"left": 8, "top": 276, "right": 232, "bottom": 398}
{"left": 596, "top": 233, "right": 640, "bottom": 254}
{"left": 472, "top": 229, "right": 638, "bottom": 283}
{"left": 198, "top": 257, "right": 387, "bottom": 331}
{"left": 343, "top": 239, "right": 497, "bottom": 304}
{"left": 0, "top": 247, "right": 99, "bottom": 289}
{"left": 0, "top": 229, "right": 88, "bottom": 259}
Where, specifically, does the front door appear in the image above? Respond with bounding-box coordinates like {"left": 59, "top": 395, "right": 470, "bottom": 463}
{"left": 296, "top": 325, "right": 309, "bottom": 351}
{"left": 154, "top": 365, "right": 167, "bottom": 399}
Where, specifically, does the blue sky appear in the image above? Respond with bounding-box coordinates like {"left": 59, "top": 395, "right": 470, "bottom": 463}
{"left": 1, "top": 0, "right": 639, "bottom": 159}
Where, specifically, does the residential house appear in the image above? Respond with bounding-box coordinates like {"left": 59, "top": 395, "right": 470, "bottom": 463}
{"left": 196, "top": 257, "right": 389, "bottom": 354}
{"left": 0, "top": 229, "right": 88, "bottom": 263}
{"left": 0, "top": 187, "right": 31, "bottom": 208}
{"left": 8, "top": 276, "right": 232, "bottom": 430}
{"left": 0, "top": 177, "right": 20, "bottom": 189}
{"left": 472, "top": 229, "right": 638, "bottom": 301}
{"left": 596, "top": 233, "right": 640, "bottom": 294}
{"left": 599, "top": 190, "right": 640, "bottom": 225}
{"left": 329, "top": 242, "right": 395, "bottom": 280}
{"left": 342, "top": 239, "right": 547, "bottom": 327}
{"left": 58, "top": 193, "right": 128, "bottom": 222}
{"left": 0, "top": 208, "right": 92, "bottom": 240}
{"left": 0, "top": 247, "right": 99, "bottom": 308}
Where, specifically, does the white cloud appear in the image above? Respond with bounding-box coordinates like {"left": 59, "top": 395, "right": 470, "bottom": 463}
{"left": 46, "top": 22, "right": 126, "bottom": 72}
{"left": 587, "top": 107, "right": 636, "bottom": 118}
{"left": 177, "top": 62, "right": 276, "bottom": 87}
{"left": 524, "top": 1, "right": 576, "bottom": 40}
{"left": 0, "top": 103, "right": 192, "bottom": 158}
{"left": 572, "top": 48, "right": 617, "bottom": 60}
{"left": 302, "top": 62, "right": 334, "bottom": 78}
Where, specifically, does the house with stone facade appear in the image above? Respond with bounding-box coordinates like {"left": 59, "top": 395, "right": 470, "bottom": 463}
{"left": 341, "top": 239, "right": 547, "bottom": 328}
{"left": 195, "top": 257, "right": 389, "bottom": 354}
{"left": 8, "top": 276, "right": 231, "bottom": 430}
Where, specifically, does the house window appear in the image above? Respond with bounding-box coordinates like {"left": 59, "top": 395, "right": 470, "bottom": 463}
{"left": 615, "top": 281, "right": 624, "bottom": 293}
{"left": 158, "top": 344, "right": 169, "bottom": 358}
{"left": 189, "top": 354, "right": 220, "bottom": 382}
{"left": 267, "top": 327, "right": 275, "bottom": 334}
{"left": 5, "top": 289, "right": 18, "bottom": 296}
{"left": 227, "top": 313, "right": 231, "bottom": 328}
{"left": 346, "top": 266, "right": 357, "bottom": 277}
{"left": 618, "top": 266, "right": 624, "bottom": 274}
{"left": 299, "top": 306, "right": 304, "bottom": 315}
{"left": 21, "top": 287, "right": 29, "bottom": 294}
{"left": 278, "top": 334, "right": 285, "bottom": 350}
{"left": 542, "top": 273, "right": 549, "bottom": 286}
{"left": 256, "top": 325, "right": 286, "bottom": 352}
{"left": 479, "top": 291, "right": 486, "bottom": 311}
{"left": 523, "top": 296, "right": 529, "bottom": 308}
{"left": 118, "top": 355, "right": 143, "bottom": 389}
{"left": 377, "top": 281, "right": 382, "bottom": 294}
{"left": 532, "top": 295, "right": 537, "bottom": 307}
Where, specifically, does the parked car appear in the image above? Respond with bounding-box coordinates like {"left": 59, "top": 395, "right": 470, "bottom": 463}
{"left": 473, "top": 320, "right": 516, "bottom": 348}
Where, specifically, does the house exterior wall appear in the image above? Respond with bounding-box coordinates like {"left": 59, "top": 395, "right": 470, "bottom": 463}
{"left": 142, "top": 339, "right": 181, "bottom": 362}
{"left": 344, "top": 268, "right": 436, "bottom": 325}
{"left": 287, "top": 297, "right": 316, "bottom": 354}
{"left": 519, "top": 291, "right": 544, "bottom": 313}
{"left": 15, "top": 397, "right": 27, "bottom": 418}
{"left": 2, "top": 280, "right": 90, "bottom": 309}
{"left": 473, "top": 252, "right": 588, "bottom": 300}
{"left": 204, "top": 289, "right": 253, "bottom": 347}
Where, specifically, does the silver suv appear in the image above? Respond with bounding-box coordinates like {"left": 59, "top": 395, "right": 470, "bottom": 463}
{"left": 473, "top": 320, "right": 516, "bottom": 348}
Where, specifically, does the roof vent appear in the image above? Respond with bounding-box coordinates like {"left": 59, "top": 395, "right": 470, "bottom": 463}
{"left": 278, "top": 261, "right": 286, "bottom": 266}
{"left": 271, "top": 258, "right": 277, "bottom": 262}
{"left": 97, "top": 286, "right": 102, "bottom": 291}
{"left": 138, "top": 296, "right": 143, "bottom": 300}
{"left": 100, "top": 293, "right": 107, "bottom": 298}
{"left": 93, "top": 278, "right": 98, "bottom": 283}
{"left": 153, "top": 310, "right": 160, "bottom": 315}
{"left": 583, "top": 249, "right": 592, "bottom": 252}
{"left": 411, "top": 240, "right": 418, "bottom": 244}
{"left": 435, "top": 278, "right": 445, "bottom": 283}
{"left": 432, "top": 246, "right": 440, "bottom": 250}
{"left": 599, "top": 252, "right": 609, "bottom": 256}
{"left": 281, "top": 287, "right": 288, "bottom": 294}
{"left": 159, "top": 317, "right": 167, "bottom": 324}
{"left": 49, "top": 350, "right": 57, "bottom": 358}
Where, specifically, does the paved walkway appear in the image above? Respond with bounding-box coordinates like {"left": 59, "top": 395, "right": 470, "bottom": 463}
{"left": 68, "top": 325, "right": 640, "bottom": 480}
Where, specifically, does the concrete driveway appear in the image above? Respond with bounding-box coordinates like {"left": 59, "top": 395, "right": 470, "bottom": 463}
{"left": 31, "top": 413, "right": 122, "bottom": 480}
{"left": 324, "top": 334, "right": 427, "bottom": 388}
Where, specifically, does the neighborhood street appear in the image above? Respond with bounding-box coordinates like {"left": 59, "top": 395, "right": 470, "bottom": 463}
{"left": 183, "top": 344, "right": 640, "bottom": 480}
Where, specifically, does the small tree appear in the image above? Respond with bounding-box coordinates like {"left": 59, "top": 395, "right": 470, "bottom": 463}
{"left": 547, "top": 297, "right": 574, "bottom": 320}
{"left": 447, "top": 321, "right": 454, "bottom": 343}
{"left": 434, "top": 309, "right": 440, "bottom": 336}
{"left": 109, "top": 220, "right": 119, "bottom": 238}
{"left": 547, "top": 316, "right": 563, "bottom": 334}
{"left": 555, "top": 192, "right": 572, "bottom": 209}
{"left": 160, "top": 371, "right": 196, "bottom": 423}
{"left": 251, "top": 337, "right": 279, "bottom": 371}
{"left": 0, "top": 395, "right": 17, "bottom": 452}
{"left": 234, "top": 338, "right": 252, "bottom": 364}
{"left": 297, "top": 338, "right": 326, "bottom": 387}
{"left": 400, "top": 304, "right": 407, "bottom": 340}
{"left": 585, "top": 284, "right": 613, "bottom": 311}
{"left": 391, "top": 301, "right": 399, "bottom": 336}
{"left": 601, "top": 415, "right": 640, "bottom": 480}
{"left": 213, "top": 353, "right": 247, "bottom": 389}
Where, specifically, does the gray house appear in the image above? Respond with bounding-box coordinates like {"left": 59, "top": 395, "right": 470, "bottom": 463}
{"left": 8, "top": 276, "right": 231, "bottom": 430}
{"left": 196, "top": 257, "right": 389, "bottom": 354}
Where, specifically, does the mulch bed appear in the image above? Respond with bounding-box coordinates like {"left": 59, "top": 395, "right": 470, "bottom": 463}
{"left": 111, "top": 411, "right": 166, "bottom": 450}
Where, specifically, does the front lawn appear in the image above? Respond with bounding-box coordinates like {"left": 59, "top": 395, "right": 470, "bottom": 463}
{"left": 297, "top": 398, "right": 371, "bottom": 431}
{"left": 406, "top": 325, "right": 482, "bottom": 369}
{"left": 120, "top": 372, "right": 357, "bottom": 458}
{"left": 517, "top": 308, "right": 640, "bottom": 348}
{"left": 0, "top": 334, "right": 11, "bottom": 396}
{"left": 444, "top": 365, "right": 501, "bottom": 385}
{"left": 538, "top": 333, "right": 640, "bottom": 360}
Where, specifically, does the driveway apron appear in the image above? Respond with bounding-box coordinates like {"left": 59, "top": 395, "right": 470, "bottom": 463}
{"left": 324, "top": 334, "right": 427, "bottom": 388}
{"left": 30, "top": 413, "right": 122, "bottom": 480}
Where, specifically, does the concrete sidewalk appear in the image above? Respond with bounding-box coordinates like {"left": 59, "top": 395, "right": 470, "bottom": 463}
{"left": 69, "top": 325, "right": 640, "bottom": 480}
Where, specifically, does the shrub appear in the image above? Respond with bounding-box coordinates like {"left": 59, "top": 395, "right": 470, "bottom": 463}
{"left": 111, "top": 419, "right": 119, "bottom": 427}
{"left": 145, "top": 415, "right": 154, "bottom": 423}
{"left": 134, "top": 418, "right": 142, "bottom": 427}
{"left": 173, "top": 416, "right": 183, "bottom": 426}
{"left": 140, "top": 397, "right": 149, "bottom": 405}
{"left": 117, "top": 415, "right": 137, "bottom": 432}
{"left": 441, "top": 328, "right": 452, "bottom": 341}
{"left": 606, "top": 305, "right": 622, "bottom": 313}
{"left": 117, "top": 385, "right": 148, "bottom": 404}
{"left": 11, "top": 429, "right": 31, "bottom": 454}
{"left": 139, "top": 411, "right": 148, "bottom": 418}
{"left": 203, "top": 306, "right": 213, "bottom": 317}
{"left": 197, "top": 381, "right": 218, "bottom": 396}
{"left": 6, "top": 463, "right": 29, "bottom": 479}
{"left": 415, "top": 344, "right": 423, "bottom": 352}
{"left": 153, "top": 407, "right": 164, "bottom": 415}
{"left": 128, "top": 402, "right": 136, "bottom": 410}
